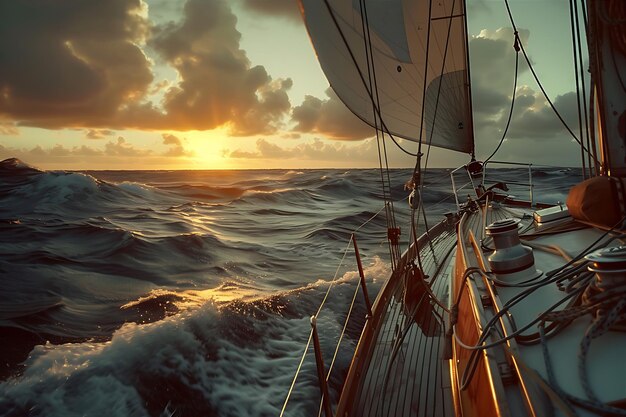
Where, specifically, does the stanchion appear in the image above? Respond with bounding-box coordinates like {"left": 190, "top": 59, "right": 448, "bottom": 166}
{"left": 311, "top": 316, "right": 333, "bottom": 417}
{"left": 352, "top": 234, "right": 373, "bottom": 317}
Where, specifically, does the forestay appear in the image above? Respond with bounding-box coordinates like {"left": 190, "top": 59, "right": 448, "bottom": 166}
{"left": 299, "top": 0, "right": 474, "bottom": 154}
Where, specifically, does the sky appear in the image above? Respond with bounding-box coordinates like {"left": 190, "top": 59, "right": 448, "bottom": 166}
{"left": 0, "top": 0, "right": 588, "bottom": 170}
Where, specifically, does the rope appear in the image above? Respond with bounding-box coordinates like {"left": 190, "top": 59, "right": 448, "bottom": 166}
{"left": 279, "top": 329, "right": 314, "bottom": 417}
{"left": 569, "top": 0, "right": 588, "bottom": 179}
{"left": 315, "top": 239, "right": 353, "bottom": 318}
{"left": 320, "top": 0, "right": 419, "bottom": 158}
{"left": 502, "top": 0, "right": 600, "bottom": 167}
{"left": 484, "top": 32, "right": 520, "bottom": 164}
{"left": 280, "top": 199, "right": 389, "bottom": 415}
{"left": 454, "top": 216, "right": 625, "bottom": 390}
{"left": 316, "top": 276, "right": 362, "bottom": 417}
{"left": 353, "top": 204, "right": 387, "bottom": 234}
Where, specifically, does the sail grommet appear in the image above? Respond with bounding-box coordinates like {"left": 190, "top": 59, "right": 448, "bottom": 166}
{"left": 486, "top": 218, "right": 541, "bottom": 283}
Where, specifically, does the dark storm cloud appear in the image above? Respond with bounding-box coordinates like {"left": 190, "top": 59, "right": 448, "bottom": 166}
{"left": 469, "top": 28, "right": 530, "bottom": 114}
{"left": 291, "top": 88, "right": 375, "bottom": 140}
{"left": 0, "top": 0, "right": 153, "bottom": 127}
{"left": 141, "top": 0, "right": 293, "bottom": 134}
{"left": 468, "top": 27, "right": 583, "bottom": 163}
{"left": 506, "top": 89, "right": 580, "bottom": 139}
{"left": 0, "top": 0, "right": 293, "bottom": 136}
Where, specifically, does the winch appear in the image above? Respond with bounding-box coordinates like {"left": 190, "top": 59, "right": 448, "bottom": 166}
{"left": 585, "top": 246, "right": 626, "bottom": 288}
{"left": 486, "top": 218, "right": 541, "bottom": 282}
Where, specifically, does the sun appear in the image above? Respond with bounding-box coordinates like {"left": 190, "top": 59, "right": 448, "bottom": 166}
{"left": 184, "top": 129, "right": 235, "bottom": 170}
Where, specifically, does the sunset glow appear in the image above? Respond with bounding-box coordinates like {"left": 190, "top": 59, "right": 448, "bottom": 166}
{"left": 0, "top": 0, "right": 586, "bottom": 169}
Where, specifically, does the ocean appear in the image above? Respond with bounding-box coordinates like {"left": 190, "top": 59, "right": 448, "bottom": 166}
{"left": 0, "top": 158, "right": 580, "bottom": 417}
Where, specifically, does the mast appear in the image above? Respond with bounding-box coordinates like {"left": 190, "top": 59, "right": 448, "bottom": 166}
{"left": 587, "top": 0, "right": 626, "bottom": 176}
{"left": 462, "top": 0, "right": 476, "bottom": 159}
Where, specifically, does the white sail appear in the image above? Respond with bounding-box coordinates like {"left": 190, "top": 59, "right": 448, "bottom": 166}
{"left": 299, "top": 0, "right": 474, "bottom": 154}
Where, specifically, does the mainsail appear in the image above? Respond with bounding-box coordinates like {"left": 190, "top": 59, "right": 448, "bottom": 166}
{"left": 299, "top": 0, "right": 474, "bottom": 154}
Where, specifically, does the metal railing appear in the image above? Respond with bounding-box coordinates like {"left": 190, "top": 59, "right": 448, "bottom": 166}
{"left": 450, "top": 160, "right": 545, "bottom": 209}
{"left": 450, "top": 164, "right": 480, "bottom": 210}
{"left": 483, "top": 160, "right": 535, "bottom": 206}
{"left": 279, "top": 205, "right": 385, "bottom": 417}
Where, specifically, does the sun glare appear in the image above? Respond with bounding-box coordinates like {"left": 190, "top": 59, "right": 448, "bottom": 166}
{"left": 186, "top": 130, "right": 234, "bottom": 170}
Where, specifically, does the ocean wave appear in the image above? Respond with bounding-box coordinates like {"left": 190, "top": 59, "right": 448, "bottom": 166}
{"left": 0, "top": 159, "right": 581, "bottom": 416}
{"left": 0, "top": 263, "right": 386, "bottom": 417}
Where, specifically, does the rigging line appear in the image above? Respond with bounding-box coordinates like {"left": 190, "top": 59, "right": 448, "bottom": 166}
{"left": 417, "top": 0, "right": 435, "bottom": 158}
{"left": 484, "top": 34, "right": 520, "bottom": 164}
{"left": 420, "top": 0, "right": 460, "bottom": 241}
{"left": 570, "top": 0, "right": 587, "bottom": 179}
{"left": 356, "top": 0, "right": 387, "bottom": 206}
{"left": 454, "top": 286, "right": 582, "bottom": 352}
{"left": 282, "top": 198, "right": 391, "bottom": 416}
{"left": 462, "top": 0, "right": 476, "bottom": 158}
{"left": 315, "top": 238, "right": 353, "bottom": 318}
{"left": 316, "top": 276, "right": 362, "bottom": 417}
{"left": 424, "top": 0, "right": 458, "bottom": 152}
{"left": 457, "top": 285, "right": 584, "bottom": 391}
{"left": 357, "top": 0, "right": 394, "bottom": 263}
{"left": 320, "top": 0, "right": 419, "bottom": 157}
{"left": 279, "top": 329, "right": 314, "bottom": 417}
{"left": 453, "top": 222, "right": 622, "bottom": 355}
{"left": 588, "top": 73, "right": 600, "bottom": 173}
{"left": 324, "top": 277, "right": 361, "bottom": 381}
{"left": 360, "top": 0, "right": 400, "bottom": 240}
{"left": 423, "top": 0, "right": 458, "bottom": 187}
{"left": 353, "top": 204, "right": 387, "bottom": 234}
{"left": 502, "top": 0, "right": 599, "bottom": 165}
{"left": 459, "top": 229, "right": 622, "bottom": 358}
{"left": 573, "top": 0, "right": 594, "bottom": 177}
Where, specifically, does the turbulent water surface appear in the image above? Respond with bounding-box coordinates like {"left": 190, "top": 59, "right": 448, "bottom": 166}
{"left": 0, "top": 158, "right": 580, "bottom": 417}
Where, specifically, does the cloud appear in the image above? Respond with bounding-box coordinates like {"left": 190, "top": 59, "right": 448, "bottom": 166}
{"left": 227, "top": 137, "right": 382, "bottom": 164}
{"left": 1, "top": 134, "right": 194, "bottom": 168}
{"left": 0, "top": 0, "right": 293, "bottom": 136}
{"left": 10, "top": 144, "right": 104, "bottom": 158}
{"left": 468, "top": 27, "right": 584, "bottom": 162}
{"left": 85, "top": 129, "right": 115, "bottom": 139}
{"left": 239, "top": 0, "right": 302, "bottom": 21}
{"left": 0, "top": 122, "right": 19, "bottom": 136}
{"left": 144, "top": 0, "right": 293, "bottom": 134}
{"left": 161, "top": 133, "right": 194, "bottom": 157}
{"left": 0, "top": 0, "right": 153, "bottom": 128}
{"left": 162, "top": 133, "right": 182, "bottom": 146}
{"left": 291, "top": 88, "right": 375, "bottom": 140}
{"left": 105, "top": 137, "right": 152, "bottom": 157}
{"left": 470, "top": 28, "right": 530, "bottom": 116}
{"left": 506, "top": 89, "right": 580, "bottom": 139}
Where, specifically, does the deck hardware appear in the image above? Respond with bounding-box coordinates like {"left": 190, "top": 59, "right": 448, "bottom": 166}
{"left": 352, "top": 233, "right": 373, "bottom": 317}
{"left": 498, "top": 363, "right": 515, "bottom": 385}
{"left": 480, "top": 294, "right": 492, "bottom": 307}
{"left": 387, "top": 227, "right": 401, "bottom": 246}
{"left": 486, "top": 219, "right": 541, "bottom": 282}
{"left": 585, "top": 245, "right": 626, "bottom": 288}
{"left": 311, "top": 316, "right": 333, "bottom": 417}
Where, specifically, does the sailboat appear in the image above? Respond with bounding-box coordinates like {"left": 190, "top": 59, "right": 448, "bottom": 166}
{"left": 281, "top": 0, "right": 626, "bottom": 416}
